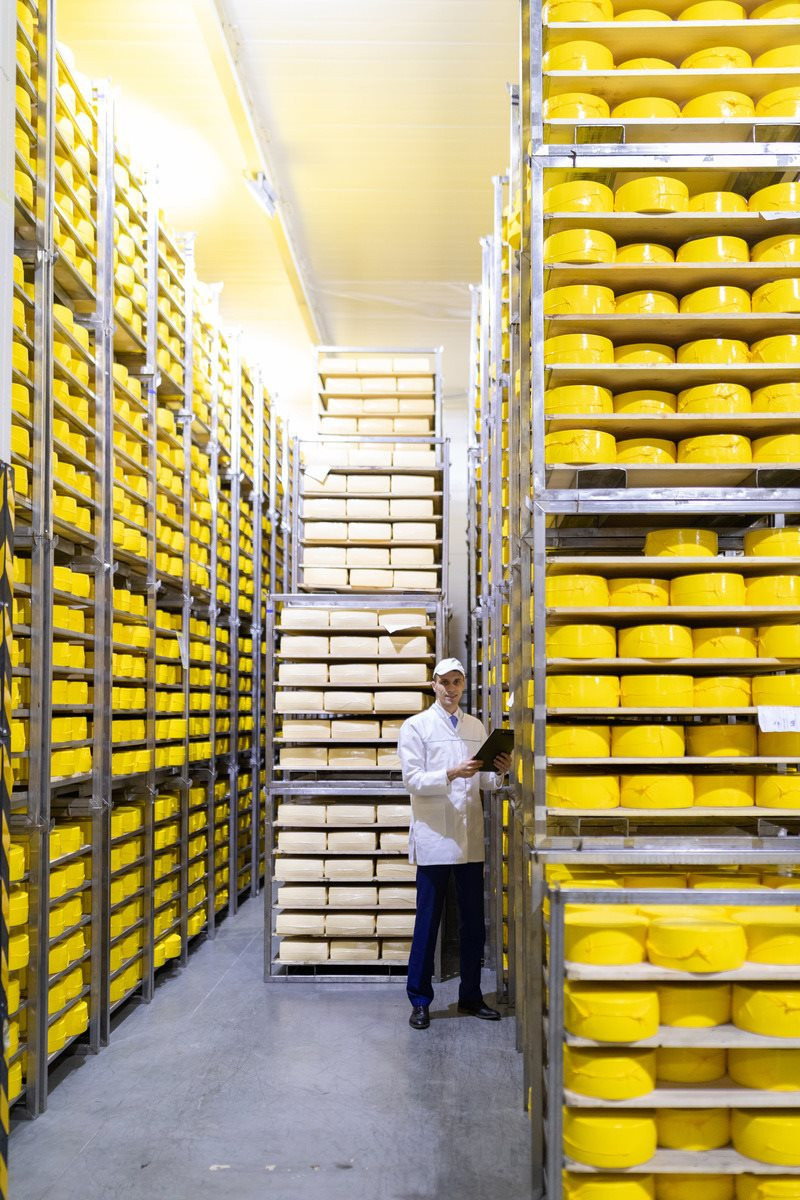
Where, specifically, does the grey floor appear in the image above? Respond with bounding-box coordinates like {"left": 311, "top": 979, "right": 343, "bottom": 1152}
{"left": 11, "top": 900, "right": 532, "bottom": 1200}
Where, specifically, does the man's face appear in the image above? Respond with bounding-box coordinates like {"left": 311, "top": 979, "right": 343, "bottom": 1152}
{"left": 432, "top": 671, "right": 465, "bottom": 713}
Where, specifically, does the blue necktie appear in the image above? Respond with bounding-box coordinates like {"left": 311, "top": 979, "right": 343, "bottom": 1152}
{"left": 450, "top": 715, "right": 458, "bottom": 729}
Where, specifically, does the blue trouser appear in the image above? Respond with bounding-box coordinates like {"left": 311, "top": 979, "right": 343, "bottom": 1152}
{"left": 406, "top": 861, "right": 485, "bottom": 1008}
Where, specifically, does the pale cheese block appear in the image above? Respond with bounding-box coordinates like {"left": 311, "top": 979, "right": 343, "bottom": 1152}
{"left": 327, "top": 747, "right": 378, "bottom": 768}
{"left": 377, "top": 804, "right": 411, "bottom": 824}
{"left": 380, "top": 831, "right": 409, "bottom": 852}
{"left": 303, "top": 472, "right": 339, "bottom": 494}
{"left": 276, "top": 912, "right": 326, "bottom": 936}
{"left": 393, "top": 523, "right": 437, "bottom": 542}
{"left": 329, "top": 609, "right": 378, "bottom": 629}
{"left": 281, "top": 607, "right": 330, "bottom": 628}
{"left": 349, "top": 569, "right": 394, "bottom": 589}
{"left": 274, "top": 857, "right": 325, "bottom": 881}
{"left": 326, "top": 913, "right": 376, "bottom": 936}
{"left": 303, "top": 568, "right": 349, "bottom": 588}
{"left": 378, "top": 608, "right": 428, "bottom": 631}
{"left": 303, "top": 499, "right": 348, "bottom": 520}
{"left": 279, "top": 636, "right": 329, "bottom": 657}
{"left": 328, "top": 886, "right": 377, "bottom": 906}
{"left": 375, "top": 691, "right": 425, "bottom": 713}
{"left": 376, "top": 859, "right": 416, "bottom": 880}
{"left": 394, "top": 570, "right": 437, "bottom": 589}
{"left": 304, "top": 522, "right": 347, "bottom": 542}
{"left": 346, "top": 547, "right": 391, "bottom": 567}
{"left": 276, "top": 803, "right": 327, "bottom": 827}
{"left": 304, "top": 546, "right": 347, "bottom": 567}
{"left": 347, "top": 474, "right": 390, "bottom": 493}
{"left": 392, "top": 450, "right": 438, "bottom": 468}
{"left": 352, "top": 523, "right": 391, "bottom": 540}
{"left": 280, "top": 719, "right": 332, "bottom": 739}
{"left": 276, "top": 885, "right": 327, "bottom": 907}
{"left": 362, "top": 376, "right": 397, "bottom": 394}
{"left": 278, "top": 938, "right": 328, "bottom": 962}
{"left": 329, "top": 662, "right": 378, "bottom": 684}
{"left": 326, "top": 804, "right": 377, "bottom": 826}
{"left": 390, "top": 499, "right": 435, "bottom": 518}
{"left": 319, "top": 417, "right": 358, "bottom": 434}
{"left": 390, "top": 548, "right": 435, "bottom": 567}
{"left": 379, "top": 886, "right": 416, "bottom": 907}
{"left": 396, "top": 356, "right": 431, "bottom": 371}
{"left": 347, "top": 499, "right": 390, "bottom": 518}
{"left": 347, "top": 449, "right": 394, "bottom": 467}
{"left": 330, "top": 940, "right": 379, "bottom": 961}
{"left": 393, "top": 418, "right": 431, "bottom": 434}
{"left": 277, "top": 830, "right": 327, "bottom": 853}
{"left": 325, "top": 395, "right": 363, "bottom": 413}
{"left": 381, "top": 722, "right": 405, "bottom": 740}
{"left": 324, "top": 690, "right": 374, "bottom": 713}
{"left": 397, "top": 393, "right": 435, "bottom": 408}
{"left": 378, "top": 663, "right": 428, "bottom": 684}
{"left": 379, "top": 635, "right": 429, "bottom": 658}
{"left": 278, "top": 663, "right": 328, "bottom": 685}
{"left": 358, "top": 418, "right": 394, "bottom": 434}
{"left": 306, "top": 443, "right": 349, "bottom": 467}
{"left": 377, "top": 749, "right": 401, "bottom": 769}
{"left": 325, "top": 858, "right": 371, "bottom": 880}
{"left": 330, "top": 720, "right": 380, "bottom": 740}
{"left": 364, "top": 396, "right": 398, "bottom": 413}
{"left": 328, "top": 636, "right": 377, "bottom": 657}
{"left": 326, "top": 373, "right": 360, "bottom": 390}
{"left": 358, "top": 356, "right": 393, "bottom": 371}
{"left": 328, "top": 830, "right": 378, "bottom": 852}
{"left": 275, "top": 690, "right": 325, "bottom": 713}
{"left": 391, "top": 474, "right": 435, "bottom": 495}
{"left": 377, "top": 913, "right": 416, "bottom": 936}
{"left": 319, "top": 356, "right": 355, "bottom": 372}
{"left": 381, "top": 939, "right": 412, "bottom": 961}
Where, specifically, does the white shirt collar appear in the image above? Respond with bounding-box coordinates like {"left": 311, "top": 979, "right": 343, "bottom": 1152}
{"left": 434, "top": 701, "right": 461, "bottom": 729}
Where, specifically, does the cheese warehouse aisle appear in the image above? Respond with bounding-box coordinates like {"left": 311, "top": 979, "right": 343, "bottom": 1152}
{"left": 9, "top": 901, "right": 531, "bottom": 1200}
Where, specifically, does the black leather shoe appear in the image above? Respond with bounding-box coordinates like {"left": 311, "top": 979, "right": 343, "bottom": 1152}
{"left": 409, "top": 1005, "right": 430, "bottom": 1029}
{"left": 458, "top": 1001, "right": 501, "bottom": 1021}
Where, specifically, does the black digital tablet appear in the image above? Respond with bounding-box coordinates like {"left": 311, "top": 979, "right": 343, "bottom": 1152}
{"left": 474, "top": 728, "right": 515, "bottom": 767}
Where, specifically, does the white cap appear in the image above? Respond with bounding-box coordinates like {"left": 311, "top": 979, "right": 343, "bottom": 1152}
{"left": 433, "top": 657, "right": 465, "bottom": 678}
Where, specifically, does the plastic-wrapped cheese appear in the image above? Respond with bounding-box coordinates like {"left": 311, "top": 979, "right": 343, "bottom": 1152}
{"left": 618, "top": 623, "right": 693, "bottom": 658}
{"left": 612, "top": 724, "right": 685, "bottom": 757}
{"left": 746, "top": 575, "right": 800, "bottom": 605}
{"left": 645, "top": 528, "right": 717, "bottom": 557}
{"left": 756, "top": 776, "right": 800, "bottom": 808}
{"left": 736, "top": 911, "right": 800, "bottom": 964}
{"left": 565, "top": 908, "right": 649, "bottom": 964}
{"left": 613, "top": 97, "right": 681, "bottom": 119}
{"left": 543, "top": 180, "right": 614, "bottom": 214}
{"left": 565, "top": 983, "right": 659, "bottom": 1041}
{"left": 677, "top": 339, "right": 750, "bottom": 366}
{"left": 608, "top": 577, "right": 669, "bottom": 606}
{"left": 689, "top": 190, "right": 747, "bottom": 214}
{"left": 753, "top": 434, "right": 800, "bottom": 463}
{"left": 680, "top": 286, "right": 751, "bottom": 315}
{"left": 730, "top": 1050, "right": 800, "bottom": 1095}
{"left": 752, "top": 279, "right": 800, "bottom": 314}
{"left": 752, "top": 235, "right": 800, "bottom": 264}
{"left": 543, "top": 40, "right": 615, "bottom": 71}
{"left": 682, "top": 45, "right": 752, "bottom": 68}
{"left": 545, "top": 430, "right": 617, "bottom": 464}
{"left": 614, "top": 293, "right": 678, "bottom": 316}
{"left": 544, "top": 0, "right": 614, "bottom": 19}
{"left": 546, "top": 574, "right": 610, "bottom": 607}
{"left": 547, "top": 773, "right": 621, "bottom": 809}
{"left": 693, "top": 626, "right": 756, "bottom": 657}
{"left": 615, "top": 392, "right": 678, "bottom": 417}
{"left": 657, "top": 1108, "right": 730, "bottom": 1151}
{"left": 753, "top": 379, "right": 800, "bottom": 409}
{"left": 733, "top": 985, "right": 800, "bottom": 1036}
{"left": 745, "top": 526, "right": 800, "bottom": 556}
{"left": 682, "top": 91, "right": 754, "bottom": 118}
{"left": 749, "top": 182, "right": 800, "bottom": 212}
{"left": 543, "top": 229, "right": 616, "bottom": 265}
{"left": 546, "top": 724, "right": 611, "bottom": 757}
{"left": 656, "top": 1047, "right": 726, "bottom": 1082}
{"left": 547, "top": 624, "right": 617, "bottom": 658}
{"left": 647, "top": 917, "right": 747, "bottom": 971}
{"left": 753, "top": 674, "right": 800, "bottom": 705}
{"left": 751, "top": 335, "right": 800, "bottom": 364}
{"left": 544, "top": 284, "right": 615, "bottom": 315}
{"left": 657, "top": 981, "right": 731, "bottom": 1027}
{"left": 564, "top": 1046, "right": 656, "bottom": 1099}
{"left": 615, "top": 344, "right": 675, "bottom": 366}
{"left": 545, "top": 384, "right": 613, "bottom": 414}
{"left": 754, "top": 46, "right": 800, "bottom": 70}
{"left": 670, "top": 572, "right": 745, "bottom": 606}
{"left": 546, "top": 674, "right": 620, "bottom": 707}
{"left": 757, "top": 88, "right": 800, "bottom": 118}
{"left": 545, "top": 333, "right": 615, "bottom": 365}
{"left": 731, "top": 1110, "right": 800, "bottom": 1166}
{"left": 686, "top": 723, "right": 756, "bottom": 757}
{"left": 693, "top": 775, "right": 754, "bottom": 807}
{"left": 677, "top": 235, "right": 749, "bottom": 264}
{"left": 563, "top": 1110, "right": 657, "bottom": 1168}
{"left": 620, "top": 674, "right": 694, "bottom": 706}
{"left": 621, "top": 774, "right": 694, "bottom": 808}
{"left": 615, "top": 176, "right": 689, "bottom": 214}
{"left": 758, "top": 624, "right": 800, "bottom": 658}
{"left": 544, "top": 93, "right": 611, "bottom": 120}
{"left": 616, "top": 243, "right": 674, "bottom": 264}
{"left": 658, "top": 1178, "right": 733, "bottom": 1200}
{"left": 616, "top": 438, "right": 676, "bottom": 464}
{"left": 563, "top": 1174, "right": 656, "bottom": 1200}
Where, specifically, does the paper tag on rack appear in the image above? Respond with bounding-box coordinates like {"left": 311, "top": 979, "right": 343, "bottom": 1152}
{"left": 757, "top": 705, "right": 800, "bottom": 733}
{"left": 303, "top": 460, "right": 330, "bottom": 485}
{"left": 176, "top": 629, "right": 189, "bottom": 671}
{"left": 380, "top": 613, "right": 423, "bottom": 634}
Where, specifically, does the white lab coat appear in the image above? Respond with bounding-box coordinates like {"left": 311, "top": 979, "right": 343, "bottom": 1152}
{"left": 397, "top": 701, "right": 500, "bottom": 866}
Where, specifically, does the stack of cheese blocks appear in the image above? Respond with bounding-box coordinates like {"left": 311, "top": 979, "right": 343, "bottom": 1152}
{"left": 48, "top": 822, "right": 91, "bottom": 1060}
{"left": 11, "top": 254, "right": 33, "bottom": 503}
{"left": 153, "top": 790, "right": 183, "bottom": 969}
{"left": 46, "top": 568, "right": 93, "bottom": 782}
{"left": 237, "top": 769, "right": 254, "bottom": 894}
{"left": 217, "top": 334, "right": 233, "bottom": 462}
{"left": 53, "top": 50, "right": 96, "bottom": 293}
{"left": 238, "top": 632, "right": 254, "bottom": 754}
{"left": 109, "top": 803, "right": 146, "bottom": 1005}
{"left": 10, "top": 566, "right": 31, "bottom": 790}
{"left": 240, "top": 364, "right": 257, "bottom": 494}
{"left": 112, "top": 361, "right": 149, "bottom": 563}
{"left": 189, "top": 615, "right": 212, "bottom": 762}
{"left": 213, "top": 778, "right": 231, "bottom": 913}
{"left": 155, "top": 225, "right": 185, "bottom": 392}
{"left": 214, "top": 623, "right": 231, "bottom": 756}
{"left": 154, "top": 406, "right": 185, "bottom": 582}
{"left": 189, "top": 444, "right": 212, "bottom": 592}
{"left": 191, "top": 284, "right": 215, "bottom": 431}
{"left": 51, "top": 302, "right": 95, "bottom": 539}
{"left": 549, "top": 865, "right": 800, "bottom": 1197}
{"left": 110, "top": 584, "right": 151, "bottom": 778}
{"left": 154, "top": 608, "right": 186, "bottom": 770}
{"left": 542, "top": 0, "right": 800, "bottom": 136}
{"left": 187, "top": 782, "right": 210, "bottom": 938}
{"left": 216, "top": 490, "right": 232, "bottom": 608}
{"left": 275, "top": 799, "right": 415, "bottom": 965}
{"left": 15, "top": 1, "right": 37, "bottom": 219}
{"left": 317, "top": 353, "right": 436, "bottom": 436}
{"left": 7, "top": 836, "right": 29, "bottom": 1104}
{"left": 112, "top": 151, "right": 148, "bottom": 341}
{"left": 239, "top": 498, "right": 255, "bottom": 617}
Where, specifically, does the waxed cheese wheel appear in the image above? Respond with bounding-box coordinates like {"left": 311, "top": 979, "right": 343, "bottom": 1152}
{"left": 657, "top": 1108, "right": 730, "bottom": 1151}
{"left": 564, "top": 985, "right": 659, "bottom": 1043}
{"left": 657, "top": 982, "right": 731, "bottom": 1027}
{"left": 547, "top": 773, "right": 621, "bottom": 809}
{"left": 563, "top": 1174, "right": 655, "bottom": 1200}
{"left": 656, "top": 1047, "right": 726, "bottom": 1083}
{"left": 753, "top": 675, "right": 800, "bottom": 705}
{"left": 731, "top": 1110, "right": 800, "bottom": 1166}
{"left": 693, "top": 775, "right": 754, "bottom": 807}
{"left": 618, "top": 624, "right": 693, "bottom": 658}
{"left": 565, "top": 908, "right": 648, "bottom": 964}
{"left": 758, "top": 624, "right": 800, "bottom": 658}
{"left": 563, "top": 1110, "right": 657, "bottom": 1169}
{"left": 746, "top": 575, "right": 800, "bottom": 605}
{"left": 693, "top": 626, "right": 756, "bottom": 658}
{"left": 546, "top": 624, "right": 616, "bottom": 658}
{"left": 659, "top": 1178, "right": 733, "bottom": 1200}
{"left": 547, "top": 724, "right": 611, "bottom": 757}
{"left": 612, "top": 724, "right": 685, "bottom": 757}
{"left": 546, "top": 574, "right": 609, "bottom": 607}
{"left": 619, "top": 675, "right": 693, "bottom": 706}
{"left": 733, "top": 985, "right": 800, "bottom": 1037}
{"left": 545, "top": 384, "right": 613, "bottom": 415}
{"left": 756, "top": 776, "right": 800, "bottom": 808}
{"left": 645, "top": 528, "right": 717, "bottom": 557}
{"left": 546, "top": 675, "right": 620, "bottom": 707}
{"left": 729, "top": 1049, "right": 800, "bottom": 1091}
{"left": 670, "top": 572, "right": 745, "bottom": 607}
{"left": 620, "top": 775, "right": 693, "bottom": 808}
{"left": 745, "top": 527, "right": 800, "bottom": 557}
{"left": 686, "top": 724, "right": 756, "bottom": 757}
{"left": 737, "top": 911, "right": 800, "bottom": 964}
{"left": 564, "top": 1046, "right": 656, "bottom": 1100}
{"left": 647, "top": 918, "right": 747, "bottom": 971}
{"left": 678, "top": 382, "right": 751, "bottom": 414}
{"left": 615, "top": 176, "right": 689, "bottom": 214}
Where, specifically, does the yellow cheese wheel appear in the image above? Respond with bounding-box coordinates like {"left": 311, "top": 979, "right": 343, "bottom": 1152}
{"left": 753, "top": 674, "right": 800, "bottom": 705}
{"left": 657, "top": 1108, "right": 731, "bottom": 1151}
{"left": 758, "top": 623, "right": 800, "bottom": 657}
{"left": 565, "top": 908, "right": 649, "bottom": 964}
{"left": 613, "top": 389, "right": 677, "bottom": 413}
{"left": 752, "top": 279, "right": 800, "bottom": 313}
{"left": 656, "top": 1046, "right": 726, "bottom": 1082}
{"left": 547, "top": 724, "right": 611, "bottom": 757}
{"left": 687, "top": 723, "right": 756, "bottom": 756}
{"left": 545, "top": 93, "right": 611, "bottom": 120}
{"left": 755, "top": 45, "right": 800, "bottom": 68}
{"left": 733, "top": 984, "right": 800, "bottom": 1036}
{"left": 658, "top": 981, "right": 732, "bottom": 1027}
{"left": 564, "top": 1109, "right": 657, "bottom": 1168}
{"left": 678, "top": 434, "right": 752, "bottom": 464}
{"left": 544, "top": 333, "right": 615, "bottom": 365}
{"left": 615, "top": 291, "right": 678, "bottom": 315}
{"left": 645, "top": 528, "right": 717, "bottom": 557}
{"left": 544, "top": 228, "right": 617, "bottom": 264}
{"left": 563, "top": 1173, "right": 656, "bottom": 1200}
{"left": 616, "top": 242, "right": 674, "bottom": 264}
{"left": 12, "top": 339, "right": 29, "bottom": 377}
{"left": 730, "top": 1049, "right": 800, "bottom": 1092}
{"left": 544, "top": 284, "right": 616, "bottom": 315}
{"left": 751, "top": 0, "right": 800, "bottom": 13}
{"left": 565, "top": 1046, "right": 657, "bottom": 1099}
{"left": 693, "top": 774, "right": 755, "bottom": 806}
{"left": 544, "top": 0, "right": 614, "bottom": 19}
{"left": 758, "top": 729, "right": 800, "bottom": 757}
{"left": 756, "top": 775, "right": 800, "bottom": 808}
{"left": 546, "top": 573, "right": 611, "bottom": 607}
{"left": 620, "top": 773, "right": 694, "bottom": 807}
{"left": 737, "top": 911, "right": 800, "bottom": 964}
{"left": 746, "top": 575, "right": 800, "bottom": 605}
{"left": 647, "top": 917, "right": 747, "bottom": 971}
{"left": 543, "top": 41, "right": 616, "bottom": 71}
{"left": 678, "top": 235, "right": 749, "bottom": 264}
{"left": 682, "top": 45, "right": 752, "bottom": 68}
{"left": 751, "top": 334, "right": 800, "bottom": 364}
{"left": 677, "top": 382, "right": 751, "bottom": 413}
{"left": 757, "top": 88, "right": 800, "bottom": 118}
{"left": 618, "top": 623, "right": 693, "bottom": 658}
{"left": 14, "top": 168, "right": 33, "bottom": 208}
{"left": 619, "top": 674, "right": 694, "bottom": 706}
{"left": 612, "top": 97, "right": 681, "bottom": 118}
{"left": 659, "top": 1178, "right": 733, "bottom": 1200}
{"left": 615, "top": 7, "right": 673, "bottom": 17}
{"left": 615, "top": 176, "right": 689, "bottom": 214}
{"left": 543, "top": 180, "right": 614, "bottom": 214}
{"left": 616, "top": 438, "right": 676, "bottom": 464}
{"left": 731, "top": 1110, "right": 800, "bottom": 1166}
{"left": 547, "top": 773, "right": 621, "bottom": 808}
{"left": 680, "top": 285, "right": 751, "bottom": 314}
{"left": 670, "top": 572, "right": 746, "bottom": 606}
{"left": 618, "top": 57, "right": 676, "bottom": 69}
{"left": 547, "top": 674, "right": 621, "bottom": 706}
{"left": 752, "top": 235, "right": 800, "bottom": 264}
{"left": 612, "top": 723, "right": 685, "bottom": 757}
{"left": 745, "top": 526, "right": 800, "bottom": 555}
{"left": 545, "top": 384, "right": 614, "bottom": 414}
{"left": 677, "top": 338, "right": 750, "bottom": 365}
{"left": 608, "top": 577, "right": 670, "bottom": 606}
{"left": 736, "top": 1176, "right": 800, "bottom": 1200}
{"left": 615, "top": 344, "right": 675, "bottom": 365}
{"left": 544, "top": 429, "right": 618, "bottom": 463}
{"left": 626, "top": 870, "right": 687, "bottom": 886}
{"left": 679, "top": 0, "right": 744, "bottom": 12}
{"left": 695, "top": 628, "right": 758, "bottom": 657}
{"left": 683, "top": 91, "right": 755, "bottom": 118}
{"left": 689, "top": 190, "right": 748, "bottom": 213}
{"left": 752, "top": 427, "right": 800, "bottom": 459}
{"left": 547, "top": 624, "right": 617, "bottom": 657}
{"left": 564, "top": 985, "right": 659, "bottom": 1041}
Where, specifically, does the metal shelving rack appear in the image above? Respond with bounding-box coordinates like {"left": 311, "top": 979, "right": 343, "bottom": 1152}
{"left": 315, "top": 346, "right": 442, "bottom": 440}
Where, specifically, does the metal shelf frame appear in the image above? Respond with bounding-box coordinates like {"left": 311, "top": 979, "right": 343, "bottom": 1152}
{"left": 314, "top": 345, "right": 443, "bottom": 439}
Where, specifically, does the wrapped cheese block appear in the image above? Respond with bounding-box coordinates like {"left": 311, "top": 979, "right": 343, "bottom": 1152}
{"left": 278, "top": 747, "right": 328, "bottom": 769}
{"left": 376, "top": 912, "right": 416, "bottom": 936}
{"left": 278, "top": 939, "right": 328, "bottom": 962}
{"left": 276, "top": 912, "right": 326, "bottom": 936}
{"left": 325, "top": 804, "right": 376, "bottom": 826}
{"left": 327, "top": 747, "right": 377, "bottom": 768}
{"left": 350, "top": 569, "right": 394, "bottom": 589}
{"left": 347, "top": 499, "right": 390, "bottom": 518}
{"left": 329, "top": 635, "right": 377, "bottom": 657}
{"left": 390, "top": 499, "right": 435, "bottom": 518}
{"left": 377, "top": 803, "right": 411, "bottom": 824}
{"left": 304, "top": 568, "right": 349, "bottom": 588}
{"left": 378, "top": 634, "right": 429, "bottom": 657}
{"left": 278, "top": 663, "right": 328, "bottom": 685}
{"left": 324, "top": 691, "right": 374, "bottom": 713}
{"left": 347, "top": 546, "right": 390, "bottom": 567}
{"left": 276, "top": 886, "right": 327, "bottom": 907}
{"left": 276, "top": 803, "right": 327, "bottom": 826}
{"left": 280, "top": 635, "right": 329, "bottom": 656}
{"left": 280, "top": 717, "right": 331, "bottom": 739}
{"left": 376, "top": 859, "right": 417, "bottom": 880}
{"left": 325, "top": 859, "right": 370, "bottom": 880}
{"left": 281, "top": 608, "right": 330, "bottom": 629}
{"left": 274, "top": 858, "right": 325, "bottom": 881}
{"left": 330, "top": 940, "right": 379, "bottom": 962}
{"left": 305, "top": 546, "right": 347, "bottom": 566}
{"left": 377, "top": 748, "right": 401, "bottom": 768}
{"left": 391, "top": 547, "right": 435, "bottom": 567}
{"left": 329, "top": 662, "right": 378, "bottom": 684}
{"left": 375, "top": 690, "right": 425, "bottom": 713}
{"left": 378, "top": 662, "right": 428, "bottom": 684}
{"left": 326, "top": 913, "right": 375, "bottom": 936}
{"left": 330, "top": 719, "right": 380, "bottom": 740}
{"left": 382, "top": 939, "right": 412, "bottom": 961}
{"left": 380, "top": 831, "right": 409, "bottom": 851}
{"left": 379, "top": 886, "right": 416, "bottom": 907}
{"left": 327, "top": 830, "right": 377, "bottom": 852}
{"left": 275, "top": 690, "right": 325, "bottom": 713}
{"left": 277, "top": 831, "right": 327, "bottom": 853}
{"left": 328, "top": 887, "right": 377, "bottom": 906}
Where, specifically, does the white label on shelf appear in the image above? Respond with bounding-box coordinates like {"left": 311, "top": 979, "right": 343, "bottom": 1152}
{"left": 304, "top": 461, "right": 330, "bottom": 485}
{"left": 380, "top": 614, "right": 422, "bottom": 634}
{"left": 208, "top": 473, "right": 218, "bottom": 514}
{"left": 757, "top": 705, "right": 800, "bottom": 733}
{"left": 176, "top": 629, "right": 189, "bottom": 670}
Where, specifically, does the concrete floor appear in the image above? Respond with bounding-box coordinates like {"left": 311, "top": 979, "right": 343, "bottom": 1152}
{"left": 11, "top": 900, "right": 532, "bottom": 1200}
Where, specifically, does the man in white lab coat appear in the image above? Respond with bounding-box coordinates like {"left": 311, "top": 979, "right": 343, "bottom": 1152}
{"left": 397, "top": 657, "right": 512, "bottom": 1030}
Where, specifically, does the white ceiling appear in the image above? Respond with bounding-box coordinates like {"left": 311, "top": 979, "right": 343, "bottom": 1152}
{"left": 58, "top": 0, "right": 518, "bottom": 410}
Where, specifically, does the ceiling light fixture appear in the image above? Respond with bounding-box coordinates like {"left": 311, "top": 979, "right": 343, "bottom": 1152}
{"left": 244, "top": 170, "right": 278, "bottom": 216}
